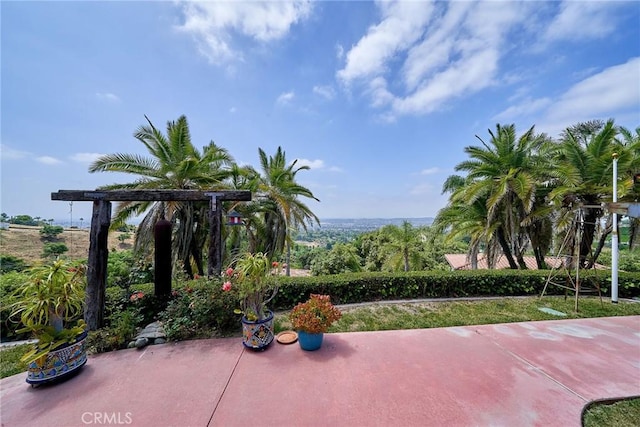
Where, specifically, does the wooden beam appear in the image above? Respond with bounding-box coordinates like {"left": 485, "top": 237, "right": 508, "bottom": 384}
{"left": 52, "top": 189, "right": 251, "bottom": 202}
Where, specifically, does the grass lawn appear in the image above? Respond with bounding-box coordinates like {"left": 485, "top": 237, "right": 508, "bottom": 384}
{"left": 274, "top": 296, "right": 640, "bottom": 333}
{"left": 0, "top": 344, "right": 30, "bottom": 379}
{"left": 583, "top": 398, "right": 640, "bottom": 427}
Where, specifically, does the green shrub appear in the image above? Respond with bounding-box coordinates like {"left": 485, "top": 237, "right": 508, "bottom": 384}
{"left": 0, "top": 271, "right": 31, "bottom": 341}
{"left": 106, "top": 250, "right": 153, "bottom": 288}
{"left": 39, "top": 224, "right": 64, "bottom": 241}
{"left": 619, "top": 251, "right": 640, "bottom": 272}
{"left": 271, "top": 270, "right": 640, "bottom": 310}
{"left": 90, "top": 283, "right": 162, "bottom": 354}
{"left": 86, "top": 309, "right": 142, "bottom": 354}
{"left": 104, "top": 283, "right": 155, "bottom": 325}
{"left": 0, "top": 255, "right": 28, "bottom": 273}
{"left": 42, "top": 242, "right": 68, "bottom": 258}
{"left": 160, "top": 279, "right": 239, "bottom": 340}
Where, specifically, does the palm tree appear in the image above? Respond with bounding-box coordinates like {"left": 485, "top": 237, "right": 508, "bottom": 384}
{"left": 381, "top": 221, "right": 422, "bottom": 272}
{"left": 547, "top": 119, "right": 619, "bottom": 268}
{"left": 448, "top": 124, "right": 549, "bottom": 269}
{"left": 616, "top": 126, "right": 640, "bottom": 250}
{"left": 435, "top": 175, "right": 500, "bottom": 269}
{"left": 89, "top": 115, "right": 234, "bottom": 278}
{"left": 253, "top": 147, "right": 320, "bottom": 273}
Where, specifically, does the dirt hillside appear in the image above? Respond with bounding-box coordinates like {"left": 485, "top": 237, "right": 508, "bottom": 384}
{"left": 0, "top": 225, "right": 312, "bottom": 276}
{"left": 0, "top": 225, "right": 132, "bottom": 264}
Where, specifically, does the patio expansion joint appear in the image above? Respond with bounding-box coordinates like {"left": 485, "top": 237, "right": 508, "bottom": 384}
{"left": 207, "top": 347, "right": 245, "bottom": 426}
{"left": 476, "top": 329, "right": 589, "bottom": 403}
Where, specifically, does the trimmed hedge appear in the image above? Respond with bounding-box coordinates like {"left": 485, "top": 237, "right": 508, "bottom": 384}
{"left": 271, "top": 270, "right": 640, "bottom": 310}
{"left": 156, "top": 270, "right": 639, "bottom": 337}
{"left": 158, "top": 269, "right": 638, "bottom": 336}
{"left": 7, "top": 269, "right": 636, "bottom": 343}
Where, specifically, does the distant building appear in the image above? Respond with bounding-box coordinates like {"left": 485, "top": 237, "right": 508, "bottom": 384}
{"left": 0, "top": 222, "right": 9, "bottom": 230}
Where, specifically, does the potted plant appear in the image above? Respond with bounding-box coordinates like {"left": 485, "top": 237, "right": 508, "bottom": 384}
{"left": 223, "top": 252, "right": 279, "bottom": 350}
{"left": 289, "top": 294, "right": 342, "bottom": 351}
{"left": 9, "top": 259, "right": 88, "bottom": 385}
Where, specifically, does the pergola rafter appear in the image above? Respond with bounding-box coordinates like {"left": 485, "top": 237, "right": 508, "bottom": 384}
{"left": 52, "top": 189, "right": 251, "bottom": 330}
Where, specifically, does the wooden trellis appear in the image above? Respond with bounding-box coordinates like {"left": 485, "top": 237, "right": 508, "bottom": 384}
{"left": 51, "top": 189, "right": 251, "bottom": 330}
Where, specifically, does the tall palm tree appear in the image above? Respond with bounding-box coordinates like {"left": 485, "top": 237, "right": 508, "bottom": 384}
{"left": 253, "top": 147, "right": 320, "bottom": 272}
{"left": 89, "top": 115, "right": 234, "bottom": 277}
{"left": 547, "top": 119, "right": 619, "bottom": 268}
{"left": 449, "top": 124, "right": 549, "bottom": 269}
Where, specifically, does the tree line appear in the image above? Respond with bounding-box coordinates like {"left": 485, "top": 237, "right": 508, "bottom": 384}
{"left": 434, "top": 120, "right": 639, "bottom": 270}
{"left": 89, "top": 115, "right": 319, "bottom": 278}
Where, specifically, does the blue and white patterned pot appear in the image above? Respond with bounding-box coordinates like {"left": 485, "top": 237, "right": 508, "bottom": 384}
{"left": 241, "top": 311, "right": 274, "bottom": 350}
{"left": 26, "top": 330, "right": 88, "bottom": 385}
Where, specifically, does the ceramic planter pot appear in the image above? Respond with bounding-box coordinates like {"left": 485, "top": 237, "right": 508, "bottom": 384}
{"left": 241, "top": 310, "right": 274, "bottom": 350}
{"left": 26, "top": 330, "right": 88, "bottom": 385}
{"left": 297, "top": 331, "right": 324, "bottom": 351}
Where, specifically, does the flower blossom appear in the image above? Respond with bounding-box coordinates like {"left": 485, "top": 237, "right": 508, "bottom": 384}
{"left": 130, "top": 291, "right": 144, "bottom": 302}
{"left": 222, "top": 281, "right": 232, "bottom": 292}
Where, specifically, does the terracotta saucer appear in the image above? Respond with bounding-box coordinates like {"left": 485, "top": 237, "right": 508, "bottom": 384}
{"left": 276, "top": 331, "right": 298, "bottom": 344}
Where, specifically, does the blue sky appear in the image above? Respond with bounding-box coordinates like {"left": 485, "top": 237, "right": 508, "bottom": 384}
{"left": 1, "top": 1, "right": 639, "bottom": 223}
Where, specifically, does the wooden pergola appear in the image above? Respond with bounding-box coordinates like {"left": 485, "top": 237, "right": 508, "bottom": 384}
{"left": 51, "top": 189, "right": 251, "bottom": 330}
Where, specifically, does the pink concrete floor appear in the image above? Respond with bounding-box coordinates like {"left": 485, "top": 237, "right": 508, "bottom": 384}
{"left": 1, "top": 316, "right": 638, "bottom": 427}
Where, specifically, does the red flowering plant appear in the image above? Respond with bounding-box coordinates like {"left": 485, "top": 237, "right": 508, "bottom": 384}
{"left": 221, "top": 252, "right": 279, "bottom": 322}
{"left": 289, "top": 294, "right": 342, "bottom": 334}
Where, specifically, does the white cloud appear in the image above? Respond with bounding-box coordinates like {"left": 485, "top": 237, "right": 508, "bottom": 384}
{"left": 96, "top": 92, "right": 120, "bottom": 103}
{"left": 294, "top": 158, "right": 342, "bottom": 172}
{"left": 544, "top": 57, "right": 640, "bottom": 124}
{"left": 336, "top": 1, "right": 530, "bottom": 119}
{"left": 543, "top": 1, "right": 621, "bottom": 43}
{"left": 295, "top": 158, "right": 324, "bottom": 169}
{"left": 277, "top": 91, "right": 295, "bottom": 105}
{"left": 36, "top": 156, "right": 63, "bottom": 165}
{"left": 0, "top": 144, "right": 30, "bottom": 160}
{"left": 70, "top": 153, "right": 104, "bottom": 164}
{"left": 176, "top": 1, "right": 313, "bottom": 63}
{"left": 409, "top": 182, "right": 435, "bottom": 196}
{"left": 337, "top": 1, "right": 434, "bottom": 84}
{"left": 493, "top": 97, "right": 552, "bottom": 122}
{"left": 335, "top": 44, "right": 344, "bottom": 60}
{"left": 313, "top": 85, "right": 335, "bottom": 100}
{"left": 418, "top": 167, "right": 440, "bottom": 176}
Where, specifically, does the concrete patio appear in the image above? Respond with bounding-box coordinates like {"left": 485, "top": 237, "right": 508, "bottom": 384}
{"left": 1, "top": 316, "right": 639, "bottom": 427}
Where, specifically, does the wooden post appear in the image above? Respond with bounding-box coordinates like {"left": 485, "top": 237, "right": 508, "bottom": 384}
{"left": 154, "top": 219, "right": 172, "bottom": 299}
{"left": 208, "top": 196, "right": 223, "bottom": 277}
{"left": 85, "top": 200, "right": 111, "bottom": 330}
